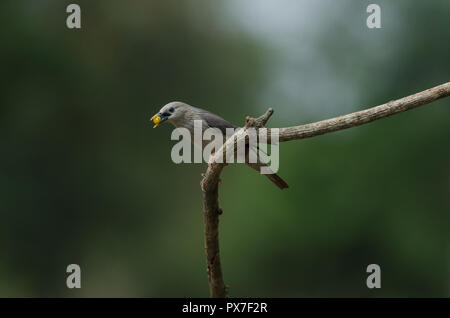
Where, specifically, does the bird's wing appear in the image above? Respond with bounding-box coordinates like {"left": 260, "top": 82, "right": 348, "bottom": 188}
{"left": 192, "top": 106, "right": 288, "bottom": 189}
{"left": 194, "top": 107, "right": 236, "bottom": 134}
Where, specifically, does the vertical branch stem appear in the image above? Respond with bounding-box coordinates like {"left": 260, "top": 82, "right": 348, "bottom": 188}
{"left": 202, "top": 183, "right": 227, "bottom": 297}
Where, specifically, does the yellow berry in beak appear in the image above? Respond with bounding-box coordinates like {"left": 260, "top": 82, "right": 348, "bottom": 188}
{"left": 151, "top": 115, "right": 162, "bottom": 128}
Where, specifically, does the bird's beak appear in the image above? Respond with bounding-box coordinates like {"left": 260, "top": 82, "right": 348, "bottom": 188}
{"left": 150, "top": 113, "right": 169, "bottom": 128}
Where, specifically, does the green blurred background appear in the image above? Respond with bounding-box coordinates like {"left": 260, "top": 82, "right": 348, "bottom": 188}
{"left": 1, "top": 0, "right": 449, "bottom": 297}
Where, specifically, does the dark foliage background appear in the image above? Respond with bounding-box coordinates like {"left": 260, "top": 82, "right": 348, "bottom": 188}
{"left": 0, "top": 0, "right": 449, "bottom": 297}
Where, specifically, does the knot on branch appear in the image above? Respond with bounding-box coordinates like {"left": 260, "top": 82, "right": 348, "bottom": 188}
{"left": 245, "top": 108, "right": 274, "bottom": 128}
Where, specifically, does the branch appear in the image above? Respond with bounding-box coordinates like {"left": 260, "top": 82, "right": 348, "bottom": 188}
{"left": 245, "top": 107, "right": 274, "bottom": 128}
{"left": 202, "top": 180, "right": 227, "bottom": 297}
{"left": 200, "top": 108, "right": 274, "bottom": 298}
{"left": 279, "top": 82, "right": 450, "bottom": 142}
{"left": 200, "top": 82, "right": 450, "bottom": 298}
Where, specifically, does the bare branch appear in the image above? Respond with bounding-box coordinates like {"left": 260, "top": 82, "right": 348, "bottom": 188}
{"left": 202, "top": 182, "right": 227, "bottom": 298}
{"left": 245, "top": 107, "right": 274, "bottom": 128}
{"left": 200, "top": 82, "right": 450, "bottom": 298}
{"left": 279, "top": 82, "right": 450, "bottom": 142}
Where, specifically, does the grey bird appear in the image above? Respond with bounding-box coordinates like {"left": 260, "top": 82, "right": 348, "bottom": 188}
{"left": 151, "top": 101, "right": 289, "bottom": 190}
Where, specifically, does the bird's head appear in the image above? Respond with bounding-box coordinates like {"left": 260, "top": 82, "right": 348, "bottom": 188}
{"left": 150, "top": 102, "right": 187, "bottom": 128}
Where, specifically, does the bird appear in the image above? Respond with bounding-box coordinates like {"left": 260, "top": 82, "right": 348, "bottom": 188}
{"left": 150, "top": 101, "right": 289, "bottom": 190}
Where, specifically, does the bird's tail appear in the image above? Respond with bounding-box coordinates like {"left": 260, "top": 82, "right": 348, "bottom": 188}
{"left": 266, "top": 173, "right": 289, "bottom": 190}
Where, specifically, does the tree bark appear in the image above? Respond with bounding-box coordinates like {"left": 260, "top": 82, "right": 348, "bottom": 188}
{"left": 202, "top": 183, "right": 227, "bottom": 298}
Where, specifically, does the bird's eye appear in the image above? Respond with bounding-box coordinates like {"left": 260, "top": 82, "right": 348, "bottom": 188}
{"left": 169, "top": 107, "right": 175, "bottom": 113}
